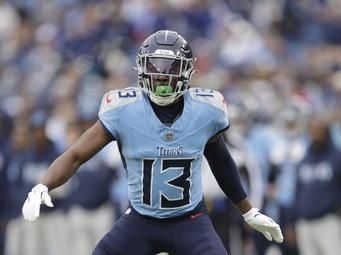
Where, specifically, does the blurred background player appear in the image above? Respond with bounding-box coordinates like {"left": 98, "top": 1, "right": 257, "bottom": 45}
{"left": 254, "top": 100, "right": 310, "bottom": 255}
{"left": 202, "top": 103, "right": 264, "bottom": 254}
{"left": 64, "top": 119, "right": 116, "bottom": 255}
{"left": 0, "top": 110, "right": 11, "bottom": 255}
{"left": 293, "top": 115, "right": 341, "bottom": 255}
{"left": 4, "top": 112, "right": 69, "bottom": 255}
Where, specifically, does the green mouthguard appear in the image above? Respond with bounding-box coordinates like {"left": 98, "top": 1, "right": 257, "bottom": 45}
{"left": 155, "top": 86, "right": 173, "bottom": 96}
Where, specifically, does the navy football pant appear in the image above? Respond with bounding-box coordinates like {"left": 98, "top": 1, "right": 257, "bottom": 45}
{"left": 92, "top": 208, "right": 228, "bottom": 255}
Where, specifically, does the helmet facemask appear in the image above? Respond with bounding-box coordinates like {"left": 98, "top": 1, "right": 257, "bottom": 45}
{"left": 136, "top": 51, "right": 195, "bottom": 106}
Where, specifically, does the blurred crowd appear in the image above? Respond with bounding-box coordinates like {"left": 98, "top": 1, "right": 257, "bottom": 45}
{"left": 0, "top": 0, "right": 340, "bottom": 255}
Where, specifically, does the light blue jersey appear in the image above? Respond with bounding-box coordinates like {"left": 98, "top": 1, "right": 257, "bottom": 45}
{"left": 98, "top": 87, "right": 229, "bottom": 218}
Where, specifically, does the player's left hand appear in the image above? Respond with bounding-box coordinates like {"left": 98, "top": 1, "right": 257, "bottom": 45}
{"left": 243, "top": 208, "right": 283, "bottom": 243}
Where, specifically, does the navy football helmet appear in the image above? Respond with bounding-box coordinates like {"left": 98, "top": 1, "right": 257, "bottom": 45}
{"left": 136, "top": 30, "right": 196, "bottom": 106}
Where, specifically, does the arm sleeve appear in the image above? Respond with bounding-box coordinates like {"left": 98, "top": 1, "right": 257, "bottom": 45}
{"left": 98, "top": 91, "right": 120, "bottom": 139}
{"left": 204, "top": 136, "right": 247, "bottom": 203}
{"left": 211, "top": 95, "right": 230, "bottom": 137}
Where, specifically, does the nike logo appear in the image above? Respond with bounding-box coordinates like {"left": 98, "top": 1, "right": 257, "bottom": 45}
{"left": 106, "top": 93, "right": 113, "bottom": 103}
{"left": 254, "top": 213, "right": 261, "bottom": 218}
{"left": 190, "top": 212, "right": 203, "bottom": 219}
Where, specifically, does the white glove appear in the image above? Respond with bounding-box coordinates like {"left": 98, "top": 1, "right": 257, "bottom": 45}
{"left": 243, "top": 208, "right": 283, "bottom": 243}
{"left": 22, "top": 184, "right": 54, "bottom": 222}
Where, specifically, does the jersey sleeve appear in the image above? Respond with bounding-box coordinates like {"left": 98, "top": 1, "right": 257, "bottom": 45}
{"left": 98, "top": 91, "right": 120, "bottom": 139}
{"left": 190, "top": 88, "right": 230, "bottom": 137}
{"left": 189, "top": 88, "right": 230, "bottom": 139}
{"left": 212, "top": 95, "right": 230, "bottom": 137}
{"left": 98, "top": 88, "right": 141, "bottom": 139}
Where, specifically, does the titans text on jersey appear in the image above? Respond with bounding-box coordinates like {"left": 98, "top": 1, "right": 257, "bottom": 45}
{"left": 157, "top": 146, "right": 183, "bottom": 157}
{"left": 98, "top": 87, "right": 229, "bottom": 218}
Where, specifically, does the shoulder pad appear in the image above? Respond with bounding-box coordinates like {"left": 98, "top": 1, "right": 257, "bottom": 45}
{"left": 99, "top": 87, "right": 142, "bottom": 114}
{"left": 189, "top": 88, "right": 227, "bottom": 114}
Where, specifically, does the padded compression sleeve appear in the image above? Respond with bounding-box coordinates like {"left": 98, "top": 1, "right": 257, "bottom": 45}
{"left": 204, "top": 136, "right": 247, "bottom": 203}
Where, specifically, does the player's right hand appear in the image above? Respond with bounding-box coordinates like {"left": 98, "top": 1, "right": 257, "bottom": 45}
{"left": 22, "top": 184, "right": 53, "bottom": 222}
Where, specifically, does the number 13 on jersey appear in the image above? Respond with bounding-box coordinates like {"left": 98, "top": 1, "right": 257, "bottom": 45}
{"left": 142, "top": 158, "right": 195, "bottom": 209}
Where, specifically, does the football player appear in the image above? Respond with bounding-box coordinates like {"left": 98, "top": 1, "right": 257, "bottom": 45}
{"left": 22, "top": 30, "right": 283, "bottom": 255}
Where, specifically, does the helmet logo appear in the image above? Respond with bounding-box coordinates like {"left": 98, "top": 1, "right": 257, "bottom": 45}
{"left": 154, "top": 49, "right": 175, "bottom": 56}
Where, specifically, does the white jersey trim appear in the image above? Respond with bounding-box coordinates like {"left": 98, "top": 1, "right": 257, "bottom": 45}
{"left": 188, "top": 88, "right": 227, "bottom": 115}
{"left": 99, "top": 87, "right": 142, "bottom": 115}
